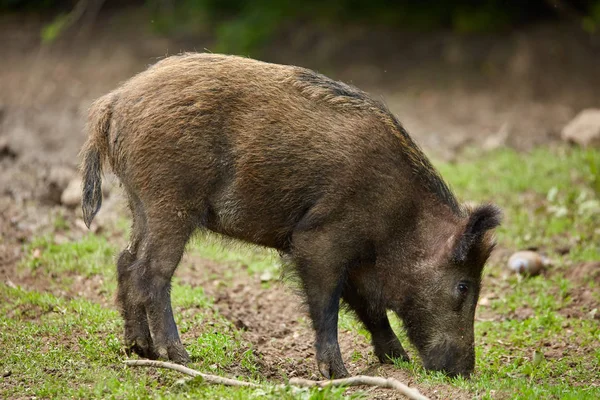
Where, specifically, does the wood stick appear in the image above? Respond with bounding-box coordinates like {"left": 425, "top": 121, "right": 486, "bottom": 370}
{"left": 289, "top": 376, "right": 430, "bottom": 400}
{"left": 124, "top": 359, "right": 431, "bottom": 399}
{"left": 123, "top": 360, "right": 259, "bottom": 388}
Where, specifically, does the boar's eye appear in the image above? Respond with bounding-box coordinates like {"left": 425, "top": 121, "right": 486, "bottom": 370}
{"left": 457, "top": 282, "right": 469, "bottom": 296}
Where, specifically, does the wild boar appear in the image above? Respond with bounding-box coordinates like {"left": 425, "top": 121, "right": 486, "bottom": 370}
{"left": 80, "top": 53, "right": 501, "bottom": 379}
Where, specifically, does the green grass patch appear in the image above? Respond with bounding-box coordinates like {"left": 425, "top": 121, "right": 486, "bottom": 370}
{"left": 187, "top": 233, "right": 279, "bottom": 278}
{"left": 437, "top": 146, "right": 600, "bottom": 258}
{"left": 0, "top": 279, "right": 359, "bottom": 399}
{"left": 8, "top": 227, "right": 354, "bottom": 398}
{"left": 22, "top": 233, "right": 116, "bottom": 278}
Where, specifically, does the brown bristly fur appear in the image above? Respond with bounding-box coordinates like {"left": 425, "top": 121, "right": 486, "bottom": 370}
{"left": 80, "top": 53, "right": 501, "bottom": 379}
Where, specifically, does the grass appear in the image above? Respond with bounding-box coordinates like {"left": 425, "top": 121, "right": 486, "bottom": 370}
{"left": 2, "top": 145, "right": 599, "bottom": 399}
{"left": 438, "top": 146, "right": 600, "bottom": 255}
{"left": 186, "top": 233, "right": 280, "bottom": 278}
{"left": 2, "top": 235, "right": 345, "bottom": 399}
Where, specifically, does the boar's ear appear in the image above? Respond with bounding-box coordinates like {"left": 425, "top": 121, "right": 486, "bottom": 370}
{"left": 452, "top": 204, "right": 502, "bottom": 264}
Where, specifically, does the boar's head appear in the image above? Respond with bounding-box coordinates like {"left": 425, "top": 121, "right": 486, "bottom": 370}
{"left": 390, "top": 203, "right": 502, "bottom": 378}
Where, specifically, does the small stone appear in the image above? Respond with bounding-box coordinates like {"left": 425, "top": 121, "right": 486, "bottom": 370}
{"left": 260, "top": 270, "right": 273, "bottom": 282}
{"left": 508, "top": 250, "right": 549, "bottom": 276}
{"left": 32, "top": 248, "right": 41, "bottom": 259}
{"left": 2, "top": 370, "right": 11, "bottom": 378}
{"left": 75, "top": 218, "right": 88, "bottom": 231}
{"left": 479, "top": 297, "right": 491, "bottom": 306}
{"left": 61, "top": 178, "right": 82, "bottom": 207}
{"left": 482, "top": 122, "right": 509, "bottom": 151}
{"left": 561, "top": 109, "right": 600, "bottom": 147}
{"left": 43, "top": 166, "right": 76, "bottom": 204}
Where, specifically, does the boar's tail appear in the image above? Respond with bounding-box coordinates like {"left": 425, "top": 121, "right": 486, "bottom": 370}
{"left": 80, "top": 94, "right": 113, "bottom": 229}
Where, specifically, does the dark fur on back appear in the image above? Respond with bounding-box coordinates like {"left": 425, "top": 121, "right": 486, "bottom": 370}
{"left": 294, "top": 69, "right": 461, "bottom": 214}
{"left": 296, "top": 70, "right": 374, "bottom": 105}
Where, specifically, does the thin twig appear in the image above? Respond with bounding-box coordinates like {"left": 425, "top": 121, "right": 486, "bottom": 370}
{"left": 124, "top": 359, "right": 431, "bottom": 399}
{"left": 289, "top": 376, "right": 430, "bottom": 400}
{"left": 123, "top": 360, "right": 259, "bottom": 388}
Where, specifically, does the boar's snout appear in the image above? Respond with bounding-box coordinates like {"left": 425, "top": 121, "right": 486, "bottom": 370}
{"left": 422, "top": 342, "right": 475, "bottom": 378}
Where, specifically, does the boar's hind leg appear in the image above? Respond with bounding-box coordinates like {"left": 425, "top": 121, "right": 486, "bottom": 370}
{"left": 291, "top": 226, "right": 352, "bottom": 379}
{"left": 116, "top": 197, "right": 157, "bottom": 359}
{"left": 342, "top": 281, "right": 409, "bottom": 364}
{"left": 129, "top": 211, "right": 194, "bottom": 364}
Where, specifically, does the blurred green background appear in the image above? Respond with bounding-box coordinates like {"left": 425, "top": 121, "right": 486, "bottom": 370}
{"left": 3, "top": 0, "right": 600, "bottom": 53}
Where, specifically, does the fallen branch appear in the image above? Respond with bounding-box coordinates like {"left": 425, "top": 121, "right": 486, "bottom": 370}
{"left": 123, "top": 360, "right": 258, "bottom": 388}
{"left": 290, "top": 376, "right": 429, "bottom": 400}
{"left": 124, "top": 359, "right": 430, "bottom": 399}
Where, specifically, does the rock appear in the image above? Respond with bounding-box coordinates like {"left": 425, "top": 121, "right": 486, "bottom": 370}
{"left": 48, "top": 166, "right": 75, "bottom": 190}
{"left": 74, "top": 218, "right": 89, "bottom": 231}
{"left": 260, "top": 270, "right": 274, "bottom": 282}
{"left": 43, "top": 166, "right": 77, "bottom": 204}
{"left": 61, "top": 178, "right": 82, "bottom": 207}
{"left": 482, "top": 122, "right": 510, "bottom": 151}
{"left": 561, "top": 109, "right": 600, "bottom": 147}
{"left": 508, "top": 250, "right": 549, "bottom": 276}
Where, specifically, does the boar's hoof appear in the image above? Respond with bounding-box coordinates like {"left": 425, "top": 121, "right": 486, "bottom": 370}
{"left": 125, "top": 338, "right": 190, "bottom": 365}
{"left": 155, "top": 342, "right": 191, "bottom": 365}
{"left": 125, "top": 338, "right": 159, "bottom": 360}
{"left": 317, "top": 359, "right": 349, "bottom": 379}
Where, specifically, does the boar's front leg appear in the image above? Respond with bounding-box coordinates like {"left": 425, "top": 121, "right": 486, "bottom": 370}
{"left": 342, "top": 279, "right": 409, "bottom": 364}
{"left": 291, "top": 225, "right": 352, "bottom": 379}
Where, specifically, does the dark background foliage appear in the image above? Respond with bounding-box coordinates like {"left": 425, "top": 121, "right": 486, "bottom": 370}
{"left": 3, "top": 0, "right": 600, "bottom": 53}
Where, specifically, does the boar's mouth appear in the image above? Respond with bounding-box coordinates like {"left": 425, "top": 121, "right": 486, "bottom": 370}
{"left": 421, "top": 341, "right": 475, "bottom": 378}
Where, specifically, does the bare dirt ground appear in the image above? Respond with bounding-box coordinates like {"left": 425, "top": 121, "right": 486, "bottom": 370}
{"left": 1, "top": 10, "right": 600, "bottom": 398}
{"left": 174, "top": 253, "right": 470, "bottom": 399}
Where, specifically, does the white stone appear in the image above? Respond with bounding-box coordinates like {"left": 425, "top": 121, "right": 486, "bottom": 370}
{"left": 562, "top": 109, "right": 600, "bottom": 147}
{"left": 60, "top": 178, "right": 82, "bottom": 207}
{"left": 508, "top": 251, "right": 550, "bottom": 276}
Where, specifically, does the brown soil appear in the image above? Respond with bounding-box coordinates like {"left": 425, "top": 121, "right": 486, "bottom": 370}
{"left": 2, "top": 9, "right": 600, "bottom": 398}
{"left": 176, "top": 254, "right": 470, "bottom": 399}
{"left": 565, "top": 261, "right": 600, "bottom": 285}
